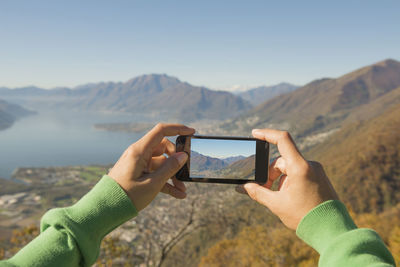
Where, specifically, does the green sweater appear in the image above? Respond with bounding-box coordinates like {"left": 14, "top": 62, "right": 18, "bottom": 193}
{"left": 1, "top": 176, "right": 395, "bottom": 266}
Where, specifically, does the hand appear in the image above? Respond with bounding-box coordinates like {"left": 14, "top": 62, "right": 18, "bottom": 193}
{"left": 236, "top": 129, "right": 338, "bottom": 230}
{"left": 108, "top": 123, "right": 195, "bottom": 211}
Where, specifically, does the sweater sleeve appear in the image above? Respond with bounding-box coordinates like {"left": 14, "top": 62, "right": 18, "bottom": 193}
{"left": 296, "top": 200, "right": 395, "bottom": 267}
{"left": 2, "top": 175, "right": 138, "bottom": 267}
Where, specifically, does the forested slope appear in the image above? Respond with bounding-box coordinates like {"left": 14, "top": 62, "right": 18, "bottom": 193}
{"left": 306, "top": 103, "right": 400, "bottom": 213}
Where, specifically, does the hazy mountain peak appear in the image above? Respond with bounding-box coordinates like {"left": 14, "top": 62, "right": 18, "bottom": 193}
{"left": 238, "top": 83, "right": 298, "bottom": 105}
{"left": 124, "top": 74, "right": 182, "bottom": 93}
{"left": 375, "top": 58, "right": 399, "bottom": 67}
{"left": 126, "top": 73, "right": 180, "bottom": 84}
{"left": 73, "top": 81, "right": 118, "bottom": 91}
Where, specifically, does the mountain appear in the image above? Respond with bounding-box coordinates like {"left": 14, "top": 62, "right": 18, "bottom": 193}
{"left": 190, "top": 151, "right": 228, "bottom": 172}
{"left": 0, "top": 74, "right": 252, "bottom": 122}
{"left": 306, "top": 102, "right": 400, "bottom": 213}
{"left": 238, "top": 83, "right": 298, "bottom": 106}
{"left": 219, "top": 59, "right": 400, "bottom": 137}
{"left": 0, "top": 99, "right": 34, "bottom": 130}
{"left": 189, "top": 152, "right": 252, "bottom": 178}
{"left": 220, "top": 155, "right": 255, "bottom": 179}
{"left": 221, "top": 155, "right": 246, "bottom": 165}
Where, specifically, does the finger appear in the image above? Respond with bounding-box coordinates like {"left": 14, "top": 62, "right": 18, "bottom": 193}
{"left": 138, "top": 123, "right": 195, "bottom": 151}
{"left": 243, "top": 183, "right": 278, "bottom": 210}
{"left": 252, "top": 129, "right": 304, "bottom": 163}
{"left": 265, "top": 157, "right": 285, "bottom": 189}
{"left": 149, "top": 155, "right": 167, "bottom": 171}
{"left": 172, "top": 177, "right": 186, "bottom": 193}
{"left": 151, "top": 152, "right": 188, "bottom": 188}
{"left": 161, "top": 183, "right": 187, "bottom": 199}
{"left": 278, "top": 175, "right": 287, "bottom": 190}
{"left": 235, "top": 185, "right": 248, "bottom": 195}
{"left": 152, "top": 138, "right": 176, "bottom": 157}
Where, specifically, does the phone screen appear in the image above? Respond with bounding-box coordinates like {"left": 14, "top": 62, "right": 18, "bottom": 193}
{"left": 190, "top": 138, "right": 256, "bottom": 180}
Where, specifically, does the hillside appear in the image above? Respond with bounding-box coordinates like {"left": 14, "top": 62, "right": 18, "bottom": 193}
{"left": 0, "top": 99, "right": 34, "bottom": 130}
{"left": 238, "top": 83, "right": 298, "bottom": 106}
{"left": 196, "top": 102, "right": 400, "bottom": 266}
{"left": 217, "top": 155, "right": 255, "bottom": 179}
{"left": 222, "top": 155, "right": 246, "bottom": 164}
{"left": 190, "top": 152, "right": 254, "bottom": 179}
{"left": 200, "top": 203, "right": 400, "bottom": 266}
{"left": 0, "top": 164, "right": 278, "bottom": 266}
{"left": 0, "top": 74, "right": 252, "bottom": 122}
{"left": 306, "top": 103, "right": 400, "bottom": 213}
{"left": 190, "top": 151, "right": 228, "bottom": 172}
{"left": 219, "top": 59, "right": 400, "bottom": 137}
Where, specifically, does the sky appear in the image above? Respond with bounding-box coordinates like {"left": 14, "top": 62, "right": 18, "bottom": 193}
{"left": 191, "top": 139, "right": 255, "bottom": 159}
{"left": 1, "top": 1, "right": 399, "bottom": 90}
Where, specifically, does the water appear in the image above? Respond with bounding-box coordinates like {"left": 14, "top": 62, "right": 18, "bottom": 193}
{"left": 0, "top": 110, "right": 145, "bottom": 179}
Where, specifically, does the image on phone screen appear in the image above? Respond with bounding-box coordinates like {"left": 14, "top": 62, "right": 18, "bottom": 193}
{"left": 190, "top": 138, "right": 256, "bottom": 180}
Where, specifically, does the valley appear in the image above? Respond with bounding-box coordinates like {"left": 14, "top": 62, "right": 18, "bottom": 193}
{"left": 1, "top": 59, "right": 400, "bottom": 265}
{"left": 190, "top": 151, "right": 254, "bottom": 179}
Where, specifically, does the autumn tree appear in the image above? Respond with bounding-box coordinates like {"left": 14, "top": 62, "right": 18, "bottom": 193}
{"left": 199, "top": 225, "right": 318, "bottom": 267}
{"left": 389, "top": 226, "right": 400, "bottom": 265}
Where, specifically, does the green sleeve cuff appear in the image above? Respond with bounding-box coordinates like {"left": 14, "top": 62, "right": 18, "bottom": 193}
{"left": 296, "top": 200, "right": 357, "bottom": 253}
{"left": 40, "top": 175, "right": 138, "bottom": 265}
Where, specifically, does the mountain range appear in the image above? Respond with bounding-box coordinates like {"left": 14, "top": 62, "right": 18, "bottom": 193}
{"left": 190, "top": 151, "right": 248, "bottom": 173}
{"left": 190, "top": 151, "right": 228, "bottom": 172}
{"left": 219, "top": 59, "right": 400, "bottom": 138}
{"left": 0, "top": 99, "right": 34, "bottom": 130}
{"left": 221, "top": 155, "right": 246, "bottom": 164}
{"left": 238, "top": 83, "right": 298, "bottom": 106}
{"left": 0, "top": 74, "right": 253, "bottom": 122}
{"left": 2, "top": 58, "right": 400, "bottom": 266}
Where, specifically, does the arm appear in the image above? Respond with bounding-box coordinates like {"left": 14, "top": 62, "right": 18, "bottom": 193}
{"left": 3, "top": 176, "right": 137, "bottom": 267}
{"left": 2, "top": 123, "right": 194, "bottom": 267}
{"left": 297, "top": 200, "right": 394, "bottom": 266}
{"left": 237, "top": 129, "right": 395, "bottom": 266}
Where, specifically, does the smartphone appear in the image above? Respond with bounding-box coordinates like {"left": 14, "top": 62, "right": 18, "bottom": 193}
{"left": 175, "top": 135, "right": 269, "bottom": 184}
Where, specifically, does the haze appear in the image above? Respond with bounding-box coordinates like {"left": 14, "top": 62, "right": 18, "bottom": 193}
{"left": 1, "top": 1, "right": 399, "bottom": 90}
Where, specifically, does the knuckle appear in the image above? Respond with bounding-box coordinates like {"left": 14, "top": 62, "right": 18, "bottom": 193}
{"left": 125, "top": 145, "right": 138, "bottom": 157}
{"left": 308, "top": 161, "right": 326, "bottom": 176}
{"left": 309, "top": 161, "right": 323, "bottom": 169}
{"left": 155, "top": 123, "right": 166, "bottom": 131}
{"left": 296, "top": 160, "right": 322, "bottom": 177}
{"left": 279, "top": 131, "right": 292, "bottom": 141}
{"left": 275, "top": 156, "right": 285, "bottom": 168}
{"left": 292, "top": 159, "right": 311, "bottom": 175}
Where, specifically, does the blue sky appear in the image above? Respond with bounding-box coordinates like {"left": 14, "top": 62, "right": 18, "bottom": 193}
{"left": 191, "top": 139, "right": 255, "bottom": 159}
{"left": 1, "top": 1, "right": 399, "bottom": 90}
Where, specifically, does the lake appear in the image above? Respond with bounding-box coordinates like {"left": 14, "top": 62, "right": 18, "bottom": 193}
{"left": 0, "top": 110, "right": 147, "bottom": 179}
